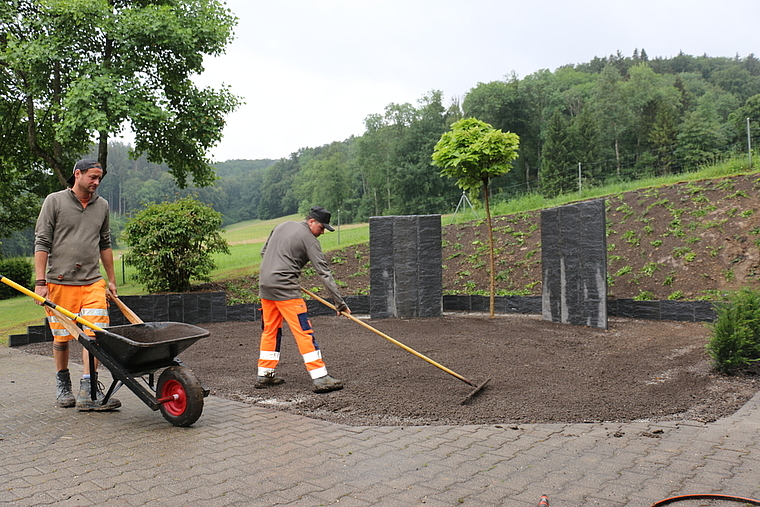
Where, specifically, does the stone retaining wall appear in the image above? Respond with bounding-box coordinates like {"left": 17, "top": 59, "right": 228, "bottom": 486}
{"left": 8, "top": 292, "right": 717, "bottom": 347}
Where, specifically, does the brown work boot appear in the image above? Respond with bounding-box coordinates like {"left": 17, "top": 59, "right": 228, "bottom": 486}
{"left": 76, "top": 373, "right": 121, "bottom": 411}
{"left": 55, "top": 369, "right": 75, "bottom": 408}
{"left": 254, "top": 375, "right": 285, "bottom": 389}
{"left": 312, "top": 375, "right": 343, "bottom": 393}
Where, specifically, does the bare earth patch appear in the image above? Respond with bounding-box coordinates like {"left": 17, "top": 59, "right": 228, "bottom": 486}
{"left": 181, "top": 315, "right": 757, "bottom": 426}
{"left": 18, "top": 312, "right": 760, "bottom": 427}
{"left": 19, "top": 313, "right": 755, "bottom": 427}
{"left": 17, "top": 173, "right": 760, "bottom": 426}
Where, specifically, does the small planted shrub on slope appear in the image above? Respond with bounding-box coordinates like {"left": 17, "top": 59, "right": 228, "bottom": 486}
{"left": 707, "top": 288, "right": 760, "bottom": 373}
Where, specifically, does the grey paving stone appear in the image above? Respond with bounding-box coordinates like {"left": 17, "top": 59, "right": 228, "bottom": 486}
{"left": 3, "top": 345, "right": 760, "bottom": 507}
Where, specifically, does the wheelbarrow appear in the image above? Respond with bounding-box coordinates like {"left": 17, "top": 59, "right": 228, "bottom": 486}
{"left": 1, "top": 275, "right": 209, "bottom": 427}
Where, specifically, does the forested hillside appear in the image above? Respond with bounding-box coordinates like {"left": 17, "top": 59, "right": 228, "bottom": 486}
{"left": 110, "top": 51, "right": 760, "bottom": 226}
{"left": 3, "top": 51, "right": 760, "bottom": 258}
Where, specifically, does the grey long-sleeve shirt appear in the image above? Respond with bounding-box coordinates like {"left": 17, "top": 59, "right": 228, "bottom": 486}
{"left": 259, "top": 220, "right": 347, "bottom": 310}
{"left": 34, "top": 189, "right": 111, "bottom": 285}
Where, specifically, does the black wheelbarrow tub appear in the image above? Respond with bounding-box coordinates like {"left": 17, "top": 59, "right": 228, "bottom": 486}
{"left": 93, "top": 322, "right": 209, "bottom": 373}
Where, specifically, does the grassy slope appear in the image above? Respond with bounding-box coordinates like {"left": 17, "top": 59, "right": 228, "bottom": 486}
{"left": 2, "top": 155, "right": 756, "bottom": 345}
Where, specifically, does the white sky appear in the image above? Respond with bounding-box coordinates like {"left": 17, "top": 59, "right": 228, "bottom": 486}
{"left": 193, "top": 0, "right": 759, "bottom": 162}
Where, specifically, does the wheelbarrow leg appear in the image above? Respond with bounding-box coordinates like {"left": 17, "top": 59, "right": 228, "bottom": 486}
{"left": 87, "top": 350, "right": 97, "bottom": 402}
{"left": 102, "top": 379, "right": 123, "bottom": 403}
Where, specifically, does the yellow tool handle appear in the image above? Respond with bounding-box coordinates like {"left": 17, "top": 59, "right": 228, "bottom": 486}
{"left": 301, "top": 286, "right": 475, "bottom": 386}
{"left": 0, "top": 275, "right": 105, "bottom": 332}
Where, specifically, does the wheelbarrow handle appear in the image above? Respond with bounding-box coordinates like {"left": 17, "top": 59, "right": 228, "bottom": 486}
{"left": 0, "top": 275, "right": 104, "bottom": 332}
{"left": 106, "top": 289, "right": 144, "bottom": 324}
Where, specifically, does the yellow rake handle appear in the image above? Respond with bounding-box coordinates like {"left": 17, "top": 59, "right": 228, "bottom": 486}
{"left": 0, "top": 275, "right": 105, "bottom": 332}
{"left": 300, "top": 286, "right": 476, "bottom": 387}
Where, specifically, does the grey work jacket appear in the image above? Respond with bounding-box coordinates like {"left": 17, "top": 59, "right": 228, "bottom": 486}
{"left": 34, "top": 189, "right": 111, "bottom": 285}
{"left": 259, "top": 220, "right": 347, "bottom": 311}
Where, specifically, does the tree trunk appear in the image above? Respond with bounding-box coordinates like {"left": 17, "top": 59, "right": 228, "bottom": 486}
{"left": 97, "top": 130, "right": 109, "bottom": 171}
{"left": 483, "top": 180, "right": 495, "bottom": 318}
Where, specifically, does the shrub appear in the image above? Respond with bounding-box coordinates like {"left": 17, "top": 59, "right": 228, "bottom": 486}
{"left": 0, "top": 257, "right": 33, "bottom": 300}
{"left": 706, "top": 289, "right": 760, "bottom": 373}
{"left": 122, "top": 197, "right": 230, "bottom": 293}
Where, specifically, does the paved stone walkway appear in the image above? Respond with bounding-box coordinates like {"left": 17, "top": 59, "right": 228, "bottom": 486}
{"left": 2, "top": 346, "right": 759, "bottom": 507}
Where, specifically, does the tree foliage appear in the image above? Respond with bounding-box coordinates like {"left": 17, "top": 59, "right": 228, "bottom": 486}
{"left": 122, "top": 197, "right": 230, "bottom": 293}
{"left": 0, "top": 0, "right": 240, "bottom": 189}
{"left": 6, "top": 50, "right": 760, "bottom": 254}
{"left": 432, "top": 118, "right": 520, "bottom": 190}
{"left": 539, "top": 111, "right": 574, "bottom": 197}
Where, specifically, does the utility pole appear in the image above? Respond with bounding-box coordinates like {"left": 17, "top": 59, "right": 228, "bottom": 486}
{"left": 748, "top": 118, "right": 753, "bottom": 169}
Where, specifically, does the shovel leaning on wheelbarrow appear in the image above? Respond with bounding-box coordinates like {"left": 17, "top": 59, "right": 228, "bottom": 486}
{"left": 301, "top": 287, "right": 491, "bottom": 404}
{"left": 1, "top": 275, "right": 209, "bottom": 426}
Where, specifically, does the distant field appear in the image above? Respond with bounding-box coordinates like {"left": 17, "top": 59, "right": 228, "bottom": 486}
{"left": 210, "top": 217, "right": 370, "bottom": 280}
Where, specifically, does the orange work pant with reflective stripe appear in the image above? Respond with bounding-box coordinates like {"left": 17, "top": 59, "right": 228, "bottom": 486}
{"left": 258, "top": 298, "right": 327, "bottom": 380}
{"left": 45, "top": 279, "right": 109, "bottom": 341}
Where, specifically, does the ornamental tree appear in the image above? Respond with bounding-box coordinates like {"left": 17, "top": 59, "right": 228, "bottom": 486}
{"left": 432, "top": 117, "right": 519, "bottom": 317}
{"left": 0, "top": 0, "right": 240, "bottom": 189}
{"left": 122, "top": 197, "right": 230, "bottom": 293}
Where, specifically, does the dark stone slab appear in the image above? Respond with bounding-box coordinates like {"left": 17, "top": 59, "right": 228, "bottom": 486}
{"left": 9, "top": 334, "right": 29, "bottom": 347}
{"left": 182, "top": 294, "right": 199, "bottom": 324}
{"left": 522, "top": 296, "right": 543, "bottom": 315}
{"left": 444, "top": 295, "right": 470, "bottom": 312}
{"left": 226, "top": 304, "right": 258, "bottom": 322}
{"left": 28, "top": 325, "right": 47, "bottom": 344}
{"left": 226, "top": 303, "right": 261, "bottom": 322}
{"left": 632, "top": 300, "right": 660, "bottom": 321}
{"left": 211, "top": 292, "right": 228, "bottom": 322}
{"left": 693, "top": 300, "right": 717, "bottom": 322}
{"left": 613, "top": 299, "right": 638, "bottom": 319}
{"left": 346, "top": 295, "right": 370, "bottom": 314}
{"left": 168, "top": 294, "right": 184, "bottom": 322}
{"left": 307, "top": 298, "right": 334, "bottom": 316}
{"left": 470, "top": 295, "right": 489, "bottom": 313}
{"left": 541, "top": 199, "right": 606, "bottom": 328}
{"left": 195, "top": 293, "right": 213, "bottom": 324}
{"left": 122, "top": 295, "right": 155, "bottom": 322}
{"left": 660, "top": 300, "right": 692, "bottom": 321}
{"left": 369, "top": 216, "right": 395, "bottom": 319}
{"left": 151, "top": 294, "right": 170, "bottom": 323}
{"left": 369, "top": 215, "right": 442, "bottom": 319}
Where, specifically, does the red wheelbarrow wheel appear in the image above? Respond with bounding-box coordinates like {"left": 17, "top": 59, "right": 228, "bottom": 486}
{"left": 156, "top": 366, "right": 204, "bottom": 427}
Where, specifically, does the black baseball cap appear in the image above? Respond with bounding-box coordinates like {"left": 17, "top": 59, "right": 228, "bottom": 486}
{"left": 67, "top": 159, "right": 106, "bottom": 186}
{"left": 309, "top": 206, "right": 335, "bottom": 232}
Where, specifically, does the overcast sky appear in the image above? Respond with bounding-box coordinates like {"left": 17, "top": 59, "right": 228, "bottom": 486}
{"left": 192, "top": 0, "right": 759, "bottom": 162}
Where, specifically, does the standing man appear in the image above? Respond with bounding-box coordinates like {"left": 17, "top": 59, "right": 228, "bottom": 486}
{"left": 35, "top": 159, "right": 121, "bottom": 411}
{"left": 256, "top": 206, "right": 349, "bottom": 393}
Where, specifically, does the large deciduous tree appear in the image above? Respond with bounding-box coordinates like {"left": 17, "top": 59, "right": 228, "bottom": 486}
{"left": 432, "top": 118, "right": 519, "bottom": 318}
{"left": 0, "top": 0, "right": 239, "bottom": 189}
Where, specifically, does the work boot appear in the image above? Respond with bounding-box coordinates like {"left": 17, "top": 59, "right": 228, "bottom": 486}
{"left": 312, "top": 375, "right": 343, "bottom": 393}
{"left": 76, "top": 373, "right": 121, "bottom": 411}
{"left": 55, "top": 369, "right": 75, "bottom": 408}
{"left": 254, "top": 374, "right": 285, "bottom": 389}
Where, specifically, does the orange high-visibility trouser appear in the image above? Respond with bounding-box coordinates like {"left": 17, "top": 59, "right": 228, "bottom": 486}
{"left": 258, "top": 298, "right": 327, "bottom": 380}
{"left": 45, "top": 279, "right": 109, "bottom": 341}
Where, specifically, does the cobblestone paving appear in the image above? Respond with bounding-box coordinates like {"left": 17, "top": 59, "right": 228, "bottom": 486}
{"left": 2, "top": 346, "right": 759, "bottom": 507}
